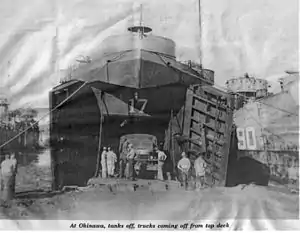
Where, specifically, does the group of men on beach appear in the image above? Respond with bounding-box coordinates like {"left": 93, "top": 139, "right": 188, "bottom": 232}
{"left": 100, "top": 142, "right": 170, "bottom": 182}
{"left": 100, "top": 141, "right": 208, "bottom": 190}
{"left": 177, "top": 151, "right": 207, "bottom": 190}
{"left": 100, "top": 147, "right": 117, "bottom": 178}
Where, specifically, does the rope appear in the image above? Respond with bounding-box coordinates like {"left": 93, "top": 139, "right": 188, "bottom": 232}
{"left": 170, "top": 109, "right": 177, "bottom": 177}
{"left": 0, "top": 81, "right": 87, "bottom": 149}
{"left": 198, "top": 0, "right": 202, "bottom": 65}
{"left": 94, "top": 99, "right": 104, "bottom": 177}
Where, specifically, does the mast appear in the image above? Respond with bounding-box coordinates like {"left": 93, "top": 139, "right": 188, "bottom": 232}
{"left": 128, "top": 4, "right": 152, "bottom": 39}
{"left": 198, "top": 0, "right": 202, "bottom": 66}
{"left": 139, "top": 4, "right": 143, "bottom": 26}
{"left": 138, "top": 4, "right": 144, "bottom": 38}
{"left": 7, "top": 61, "right": 11, "bottom": 80}
{"left": 54, "top": 0, "right": 70, "bottom": 83}
{"left": 54, "top": 26, "right": 60, "bottom": 82}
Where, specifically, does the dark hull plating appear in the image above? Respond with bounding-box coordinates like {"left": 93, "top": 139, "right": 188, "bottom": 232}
{"left": 49, "top": 81, "right": 195, "bottom": 189}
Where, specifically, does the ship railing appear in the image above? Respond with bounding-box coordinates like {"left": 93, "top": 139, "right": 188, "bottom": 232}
{"left": 59, "top": 63, "right": 80, "bottom": 84}
{"left": 59, "top": 57, "right": 91, "bottom": 84}
{"left": 178, "top": 60, "right": 214, "bottom": 85}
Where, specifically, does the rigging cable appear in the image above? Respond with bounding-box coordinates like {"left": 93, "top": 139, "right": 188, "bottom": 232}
{"left": 198, "top": 0, "right": 202, "bottom": 65}
{"left": 0, "top": 81, "right": 88, "bottom": 149}
{"left": 94, "top": 96, "right": 104, "bottom": 177}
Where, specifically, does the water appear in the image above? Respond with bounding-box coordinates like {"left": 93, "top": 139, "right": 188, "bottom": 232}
{"left": 15, "top": 149, "right": 52, "bottom": 193}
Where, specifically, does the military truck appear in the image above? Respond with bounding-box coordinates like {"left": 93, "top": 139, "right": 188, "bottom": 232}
{"left": 119, "top": 134, "right": 158, "bottom": 178}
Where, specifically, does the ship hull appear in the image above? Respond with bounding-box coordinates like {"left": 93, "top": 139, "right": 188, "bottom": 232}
{"left": 234, "top": 78, "right": 299, "bottom": 188}
{"left": 73, "top": 49, "right": 214, "bottom": 88}
{"left": 49, "top": 80, "right": 195, "bottom": 189}
{"left": 50, "top": 41, "right": 216, "bottom": 189}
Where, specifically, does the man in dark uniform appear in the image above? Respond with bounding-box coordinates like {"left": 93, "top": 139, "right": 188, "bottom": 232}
{"left": 159, "top": 142, "right": 172, "bottom": 180}
{"left": 126, "top": 143, "right": 137, "bottom": 181}
{"left": 119, "top": 141, "right": 128, "bottom": 178}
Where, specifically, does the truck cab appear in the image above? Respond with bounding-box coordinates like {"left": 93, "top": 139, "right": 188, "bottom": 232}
{"left": 119, "top": 134, "right": 158, "bottom": 177}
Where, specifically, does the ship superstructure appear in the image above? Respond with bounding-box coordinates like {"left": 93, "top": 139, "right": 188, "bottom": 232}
{"left": 49, "top": 3, "right": 298, "bottom": 190}
{"left": 225, "top": 73, "right": 269, "bottom": 110}
{"left": 229, "top": 71, "right": 299, "bottom": 187}
{"left": 49, "top": 9, "right": 215, "bottom": 188}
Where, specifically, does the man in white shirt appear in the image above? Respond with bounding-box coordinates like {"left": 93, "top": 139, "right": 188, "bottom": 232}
{"left": 288, "top": 163, "right": 298, "bottom": 185}
{"left": 154, "top": 146, "right": 167, "bottom": 181}
{"left": 101, "top": 147, "right": 107, "bottom": 178}
{"left": 1, "top": 154, "right": 14, "bottom": 201}
{"left": 194, "top": 153, "right": 207, "bottom": 190}
{"left": 107, "top": 147, "right": 117, "bottom": 178}
{"left": 177, "top": 152, "right": 191, "bottom": 190}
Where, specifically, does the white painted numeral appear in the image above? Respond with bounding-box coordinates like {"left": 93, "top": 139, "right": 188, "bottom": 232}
{"left": 236, "top": 127, "right": 257, "bottom": 150}
{"left": 236, "top": 128, "right": 247, "bottom": 150}
{"left": 129, "top": 99, "right": 148, "bottom": 114}
{"left": 246, "top": 127, "right": 257, "bottom": 150}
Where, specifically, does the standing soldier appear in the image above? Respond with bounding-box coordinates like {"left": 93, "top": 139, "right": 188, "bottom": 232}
{"left": 154, "top": 146, "right": 167, "bottom": 181}
{"left": 126, "top": 143, "right": 136, "bottom": 181}
{"left": 177, "top": 152, "right": 191, "bottom": 190}
{"left": 194, "top": 152, "right": 207, "bottom": 190}
{"left": 1, "top": 154, "right": 14, "bottom": 201}
{"left": 119, "top": 141, "right": 129, "bottom": 178}
{"left": 101, "top": 147, "right": 107, "bottom": 179}
{"left": 288, "top": 158, "right": 298, "bottom": 185}
{"left": 10, "top": 153, "right": 17, "bottom": 195}
{"left": 107, "top": 147, "right": 117, "bottom": 178}
{"left": 159, "top": 142, "right": 172, "bottom": 181}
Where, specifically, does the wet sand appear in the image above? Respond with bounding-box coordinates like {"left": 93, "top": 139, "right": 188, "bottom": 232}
{"left": 1, "top": 149, "right": 298, "bottom": 230}
{"left": 0, "top": 182, "right": 298, "bottom": 230}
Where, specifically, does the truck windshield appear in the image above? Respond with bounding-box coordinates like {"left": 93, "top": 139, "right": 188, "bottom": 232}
{"left": 130, "top": 140, "right": 153, "bottom": 149}
{"left": 121, "top": 134, "right": 156, "bottom": 150}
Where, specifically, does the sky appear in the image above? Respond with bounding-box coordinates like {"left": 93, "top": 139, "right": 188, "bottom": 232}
{"left": 0, "top": 0, "right": 298, "bottom": 109}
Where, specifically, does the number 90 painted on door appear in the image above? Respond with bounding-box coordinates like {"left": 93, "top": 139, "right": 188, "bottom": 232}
{"left": 236, "top": 127, "right": 257, "bottom": 150}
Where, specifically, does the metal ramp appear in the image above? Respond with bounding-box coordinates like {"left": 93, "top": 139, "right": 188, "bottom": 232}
{"left": 182, "top": 85, "right": 234, "bottom": 187}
